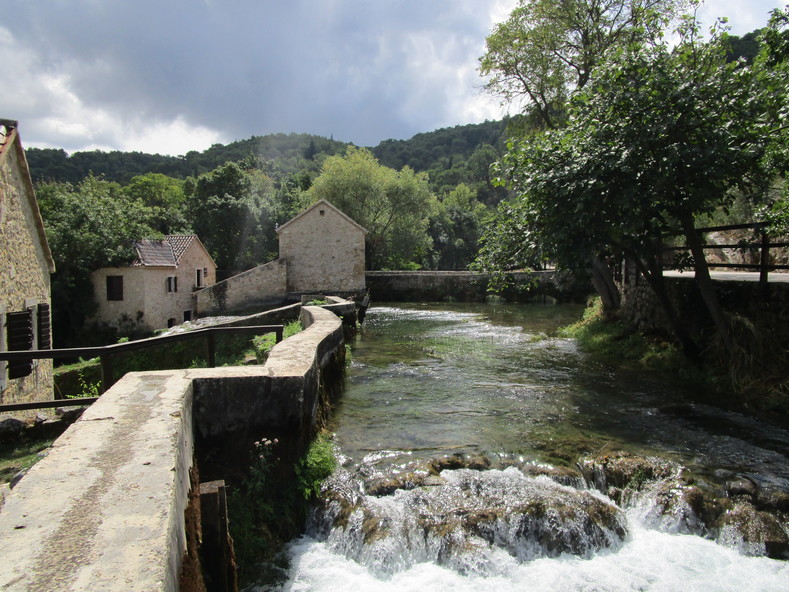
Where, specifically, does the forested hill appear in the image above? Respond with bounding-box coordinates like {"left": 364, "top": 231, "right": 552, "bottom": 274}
{"left": 25, "top": 120, "right": 508, "bottom": 187}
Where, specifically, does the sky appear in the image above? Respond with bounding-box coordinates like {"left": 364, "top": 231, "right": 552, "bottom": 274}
{"left": 1, "top": 0, "right": 785, "bottom": 156}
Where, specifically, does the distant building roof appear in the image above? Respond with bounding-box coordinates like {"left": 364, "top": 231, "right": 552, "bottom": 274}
{"left": 132, "top": 234, "right": 200, "bottom": 267}
{"left": 276, "top": 199, "right": 368, "bottom": 235}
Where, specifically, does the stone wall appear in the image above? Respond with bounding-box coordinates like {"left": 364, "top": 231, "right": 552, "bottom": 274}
{"left": 0, "top": 305, "right": 347, "bottom": 591}
{"left": 194, "top": 259, "right": 287, "bottom": 316}
{"left": 619, "top": 274, "right": 789, "bottom": 339}
{"left": 0, "top": 129, "right": 54, "bottom": 405}
{"left": 365, "top": 270, "right": 591, "bottom": 303}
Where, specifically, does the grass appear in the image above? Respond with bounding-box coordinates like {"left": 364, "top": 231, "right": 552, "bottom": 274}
{"left": 249, "top": 320, "right": 303, "bottom": 363}
{"left": 0, "top": 437, "right": 57, "bottom": 486}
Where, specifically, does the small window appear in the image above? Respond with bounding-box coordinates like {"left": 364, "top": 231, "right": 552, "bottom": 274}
{"left": 319, "top": 209, "right": 325, "bottom": 216}
{"left": 195, "top": 268, "right": 204, "bottom": 288}
{"left": 166, "top": 276, "right": 178, "bottom": 293}
{"left": 106, "top": 275, "right": 124, "bottom": 301}
{"left": 167, "top": 318, "right": 176, "bottom": 328}
{"left": 183, "top": 310, "right": 193, "bottom": 322}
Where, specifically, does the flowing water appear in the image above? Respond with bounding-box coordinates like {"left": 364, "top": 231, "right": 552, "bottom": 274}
{"left": 259, "top": 303, "right": 789, "bottom": 591}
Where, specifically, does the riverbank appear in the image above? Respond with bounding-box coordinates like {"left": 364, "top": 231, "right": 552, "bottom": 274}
{"left": 561, "top": 297, "right": 789, "bottom": 427}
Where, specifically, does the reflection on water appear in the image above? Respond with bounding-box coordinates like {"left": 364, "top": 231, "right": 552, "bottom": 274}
{"left": 331, "top": 303, "right": 789, "bottom": 480}
{"left": 261, "top": 303, "right": 789, "bottom": 592}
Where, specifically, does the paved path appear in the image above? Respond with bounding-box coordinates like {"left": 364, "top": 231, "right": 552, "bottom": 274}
{"left": 664, "top": 270, "right": 789, "bottom": 283}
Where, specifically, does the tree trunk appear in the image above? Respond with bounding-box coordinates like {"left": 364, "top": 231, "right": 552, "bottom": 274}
{"left": 679, "top": 213, "right": 735, "bottom": 354}
{"left": 587, "top": 256, "right": 620, "bottom": 319}
{"left": 628, "top": 249, "right": 701, "bottom": 362}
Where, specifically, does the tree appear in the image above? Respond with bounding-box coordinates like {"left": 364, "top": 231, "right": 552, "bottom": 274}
{"left": 184, "top": 162, "right": 272, "bottom": 275}
{"left": 428, "top": 184, "right": 489, "bottom": 270}
{"left": 308, "top": 147, "right": 436, "bottom": 269}
{"left": 757, "top": 7, "right": 789, "bottom": 236}
{"left": 123, "top": 173, "right": 189, "bottom": 235}
{"left": 486, "top": 19, "right": 768, "bottom": 356}
{"left": 36, "top": 175, "right": 159, "bottom": 345}
{"left": 479, "top": 0, "right": 682, "bottom": 130}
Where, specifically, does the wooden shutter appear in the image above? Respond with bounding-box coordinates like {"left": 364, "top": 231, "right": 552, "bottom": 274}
{"left": 6, "top": 310, "right": 33, "bottom": 379}
{"left": 37, "top": 302, "right": 52, "bottom": 349}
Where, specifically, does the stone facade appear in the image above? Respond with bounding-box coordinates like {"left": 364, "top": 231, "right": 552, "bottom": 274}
{"left": 0, "top": 120, "right": 55, "bottom": 405}
{"left": 277, "top": 199, "right": 367, "bottom": 294}
{"left": 91, "top": 235, "right": 216, "bottom": 334}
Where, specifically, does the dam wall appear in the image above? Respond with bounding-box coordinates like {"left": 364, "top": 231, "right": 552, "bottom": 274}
{"left": 0, "top": 306, "right": 345, "bottom": 591}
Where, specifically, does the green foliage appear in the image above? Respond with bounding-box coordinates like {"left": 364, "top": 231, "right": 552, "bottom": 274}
{"left": 251, "top": 320, "right": 302, "bottom": 362}
{"left": 427, "top": 184, "right": 490, "bottom": 270}
{"left": 75, "top": 371, "right": 101, "bottom": 399}
{"left": 561, "top": 298, "right": 684, "bottom": 370}
{"left": 479, "top": 0, "right": 682, "bottom": 130}
{"left": 36, "top": 175, "right": 160, "bottom": 346}
{"left": 295, "top": 432, "right": 337, "bottom": 500}
{"left": 308, "top": 147, "right": 436, "bottom": 269}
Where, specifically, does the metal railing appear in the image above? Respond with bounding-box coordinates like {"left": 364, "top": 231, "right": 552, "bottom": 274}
{"left": 0, "top": 324, "right": 283, "bottom": 412}
{"left": 662, "top": 222, "right": 789, "bottom": 288}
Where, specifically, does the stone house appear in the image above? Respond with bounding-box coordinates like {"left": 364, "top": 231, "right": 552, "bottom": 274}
{"left": 91, "top": 235, "right": 216, "bottom": 333}
{"left": 0, "top": 119, "right": 56, "bottom": 405}
{"left": 195, "top": 199, "right": 368, "bottom": 314}
{"left": 276, "top": 199, "right": 367, "bottom": 294}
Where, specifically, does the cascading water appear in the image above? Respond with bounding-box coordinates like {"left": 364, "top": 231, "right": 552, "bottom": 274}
{"left": 252, "top": 304, "right": 789, "bottom": 591}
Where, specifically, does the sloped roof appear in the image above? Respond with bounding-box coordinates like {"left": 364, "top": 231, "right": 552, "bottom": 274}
{"left": 0, "top": 119, "right": 56, "bottom": 273}
{"left": 132, "top": 235, "right": 205, "bottom": 267}
{"left": 275, "top": 199, "right": 368, "bottom": 235}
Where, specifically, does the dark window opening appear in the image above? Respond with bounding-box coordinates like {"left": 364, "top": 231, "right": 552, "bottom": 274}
{"left": 166, "top": 276, "right": 178, "bottom": 293}
{"left": 37, "top": 303, "right": 52, "bottom": 350}
{"left": 6, "top": 310, "right": 33, "bottom": 379}
{"left": 106, "top": 275, "right": 124, "bottom": 301}
{"left": 167, "top": 318, "right": 176, "bottom": 328}
{"left": 195, "top": 268, "right": 203, "bottom": 288}
{"left": 183, "top": 310, "right": 192, "bottom": 322}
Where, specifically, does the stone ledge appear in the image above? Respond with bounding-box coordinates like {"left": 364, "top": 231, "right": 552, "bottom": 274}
{"left": 0, "top": 305, "right": 346, "bottom": 591}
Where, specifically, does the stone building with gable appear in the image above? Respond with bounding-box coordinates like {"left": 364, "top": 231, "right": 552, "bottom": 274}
{"left": 276, "top": 199, "right": 367, "bottom": 294}
{"left": 91, "top": 234, "right": 216, "bottom": 334}
{"left": 0, "top": 119, "right": 56, "bottom": 405}
{"left": 195, "top": 199, "right": 368, "bottom": 314}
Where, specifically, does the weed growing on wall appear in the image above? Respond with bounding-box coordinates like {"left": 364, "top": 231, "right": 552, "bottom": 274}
{"left": 251, "top": 320, "right": 302, "bottom": 362}
{"left": 295, "top": 431, "right": 337, "bottom": 499}
{"left": 227, "top": 431, "right": 338, "bottom": 586}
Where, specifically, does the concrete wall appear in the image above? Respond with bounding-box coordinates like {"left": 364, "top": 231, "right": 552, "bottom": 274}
{"left": 0, "top": 129, "right": 54, "bottom": 405}
{"left": 278, "top": 202, "right": 366, "bottom": 294}
{"left": 365, "top": 270, "right": 591, "bottom": 303}
{"left": 194, "top": 259, "right": 287, "bottom": 316}
{"left": 0, "top": 305, "right": 346, "bottom": 591}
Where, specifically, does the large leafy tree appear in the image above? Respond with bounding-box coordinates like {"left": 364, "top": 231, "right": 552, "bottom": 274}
{"left": 36, "top": 175, "right": 159, "bottom": 345}
{"left": 123, "top": 173, "right": 189, "bottom": 235}
{"left": 486, "top": 19, "right": 768, "bottom": 355}
{"left": 308, "top": 147, "right": 435, "bottom": 269}
{"left": 758, "top": 7, "right": 789, "bottom": 236}
{"left": 479, "top": 0, "right": 682, "bottom": 130}
{"left": 184, "top": 162, "right": 276, "bottom": 274}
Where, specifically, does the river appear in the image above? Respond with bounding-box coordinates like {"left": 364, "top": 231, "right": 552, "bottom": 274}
{"left": 258, "top": 302, "right": 789, "bottom": 591}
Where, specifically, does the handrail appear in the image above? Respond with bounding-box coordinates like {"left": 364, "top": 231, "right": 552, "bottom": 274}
{"left": 0, "top": 324, "right": 284, "bottom": 403}
{"left": 662, "top": 222, "right": 788, "bottom": 288}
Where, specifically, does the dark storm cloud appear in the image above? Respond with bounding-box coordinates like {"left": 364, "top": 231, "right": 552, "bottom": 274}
{"left": 1, "top": 0, "right": 512, "bottom": 153}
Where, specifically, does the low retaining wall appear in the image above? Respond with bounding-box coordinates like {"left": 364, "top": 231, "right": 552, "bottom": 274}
{"left": 620, "top": 276, "right": 789, "bottom": 338}
{"left": 365, "top": 270, "right": 590, "bottom": 302}
{"left": 0, "top": 306, "right": 345, "bottom": 591}
{"left": 195, "top": 259, "right": 288, "bottom": 316}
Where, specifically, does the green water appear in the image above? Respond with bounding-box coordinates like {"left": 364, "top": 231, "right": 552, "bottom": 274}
{"left": 330, "top": 302, "right": 789, "bottom": 481}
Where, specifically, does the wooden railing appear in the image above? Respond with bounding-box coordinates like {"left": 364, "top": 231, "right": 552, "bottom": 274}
{"left": 662, "top": 222, "right": 789, "bottom": 288}
{"left": 0, "top": 325, "right": 283, "bottom": 412}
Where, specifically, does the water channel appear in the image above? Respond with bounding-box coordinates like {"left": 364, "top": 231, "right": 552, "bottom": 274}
{"left": 262, "top": 302, "right": 789, "bottom": 591}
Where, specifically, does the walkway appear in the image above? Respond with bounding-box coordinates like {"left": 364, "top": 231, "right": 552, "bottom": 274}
{"left": 663, "top": 270, "right": 789, "bottom": 283}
